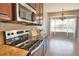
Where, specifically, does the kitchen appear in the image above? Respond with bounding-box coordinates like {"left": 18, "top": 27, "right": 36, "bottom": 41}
{"left": 0, "top": 3, "right": 48, "bottom": 56}
{"left": 1, "top": 3, "right": 79, "bottom": 56}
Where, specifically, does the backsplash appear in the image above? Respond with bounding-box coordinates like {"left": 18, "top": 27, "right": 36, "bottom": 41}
{"left": 0, "top": 22, "right": 47, "bottom": 38}
{"left": 0, "top": 22, "right": 41, "bottom": 31}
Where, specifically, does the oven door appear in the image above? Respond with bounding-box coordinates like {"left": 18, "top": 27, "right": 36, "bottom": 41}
{"left": 29, "top": 40, "right": 44, "bottom": 56}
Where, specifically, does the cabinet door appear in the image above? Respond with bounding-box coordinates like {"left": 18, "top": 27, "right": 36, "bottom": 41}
{"left": 0, "top": 32, "right": 4, "bottom": 45}
{"left": 39, "top": 3, "right": 43, "bottom": 25}
{"left": 28, "top": 3, "right": 40, "bottom": 14}
{"left": 35, "top": 3, "right": 43, "bottom": 25}
{"left": 43, "top": 37, "right": 48, "bottom": 55}
{"left": 27, "top": 3, "right": 43, "bottom": 25}
{"left": 35, "top": 3, "right": 40, "bottom": 14}
{"left": 0, "top": 3, "right": 13, "bottom": 21}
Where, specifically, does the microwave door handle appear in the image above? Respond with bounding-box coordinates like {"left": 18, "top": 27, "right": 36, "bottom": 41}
{"left": 31, "top": 12, "right": 35, "bottom": 22}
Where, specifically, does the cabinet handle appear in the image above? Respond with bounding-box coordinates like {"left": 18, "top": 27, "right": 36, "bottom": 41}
{"left": 30, "top": 40, "right": 43, "bottom": 55}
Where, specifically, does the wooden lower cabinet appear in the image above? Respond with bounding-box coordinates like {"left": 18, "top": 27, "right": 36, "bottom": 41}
{"left": 0, "top": 32, "right": 4, "bottom": 45}
{"left": 43, "top": 38, "right": 48, "bottom": 55}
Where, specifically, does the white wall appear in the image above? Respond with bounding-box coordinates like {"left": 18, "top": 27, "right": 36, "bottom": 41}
{"left": 44, "top": 3, "right": 79, "bottom": 13}
{"left": 42, "top": 4, "right": 49, "bottom": 36}
{"left": 43, "top": 3, "right": 79, "bottom": 39}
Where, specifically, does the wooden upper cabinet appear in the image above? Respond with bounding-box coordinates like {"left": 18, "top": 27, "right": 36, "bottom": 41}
{"left": 27, "top": 3, "right": 43, "bottom": 25}
{"left": 0, "top": 3, "right": 13, "bottom": 21}
{"left": 27, "top": 3, "right": 36, "bottom": 10}
{"left": 28, "top": 3, "right": 40, "bottom": 14}
{"left": 35, "top": 3, "right": 40, "bottom": 14}
{"left": 39, "top": 4, "right": 43, "bottom": 20}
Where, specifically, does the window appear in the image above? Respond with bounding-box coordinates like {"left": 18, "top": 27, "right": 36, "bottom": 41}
{"left": 50, "top": 17, "right": 76, "bottom": 33}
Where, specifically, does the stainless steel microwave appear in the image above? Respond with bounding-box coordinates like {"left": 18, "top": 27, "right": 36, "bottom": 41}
{"left": 16, "top": 3, "right": 36, "bottom": 23}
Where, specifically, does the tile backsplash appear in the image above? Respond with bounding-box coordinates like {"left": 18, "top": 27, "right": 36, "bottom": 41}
{"left": 0, "top": 22, "right": 41, "bottom": 31}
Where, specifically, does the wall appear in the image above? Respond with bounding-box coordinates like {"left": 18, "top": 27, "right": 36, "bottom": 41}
{"left": 44, "top": 3, "right": 79, "bottom": 13}
{"left": 0, "top": 22, "right": 40, "bottom": 31}
{"left": 41, "top": 4, "right": 49, "bottom": 36}
{"left": 48, "top": 10, "right": 79, "bottom": 17}
{"left": 43, "top": 3, "right": 79, "bottom": 40}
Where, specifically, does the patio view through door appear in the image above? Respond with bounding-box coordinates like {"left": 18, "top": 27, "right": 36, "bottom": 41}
{"left": 50, "top": 16, "right": 76, "bottom": 39}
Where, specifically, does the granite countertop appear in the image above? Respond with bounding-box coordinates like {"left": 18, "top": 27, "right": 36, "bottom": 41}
{"left": 0, "top": 45, "right": 29, "bottom": 56}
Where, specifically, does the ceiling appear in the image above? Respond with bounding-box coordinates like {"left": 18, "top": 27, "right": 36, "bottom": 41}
{"left": 44, "top": 3, "right": 79, "bottom": 12}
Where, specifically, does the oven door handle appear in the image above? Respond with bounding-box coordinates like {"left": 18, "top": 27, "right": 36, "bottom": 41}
{"left": 30, "top": 40, "right": 43, "bottom": 55}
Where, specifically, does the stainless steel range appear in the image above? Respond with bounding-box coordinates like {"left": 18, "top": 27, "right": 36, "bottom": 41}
{"left": 4, "top": 30, "right": 30, "bottom": 47}
{"left": 4, "top": 29, "right": 43, "bottom": 56}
